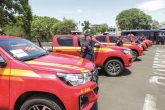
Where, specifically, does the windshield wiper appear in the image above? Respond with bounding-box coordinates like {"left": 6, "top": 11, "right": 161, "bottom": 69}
{"left": 22, "top": 57, "right": 37, "bottom": 61}
{"left": 36, "top": 53, "right": 49, "bottom": 58}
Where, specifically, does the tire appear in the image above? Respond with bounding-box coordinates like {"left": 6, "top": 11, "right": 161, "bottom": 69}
{"left": 20, "top": 97, "right": 63, "bottom": 110}
{"left": 104, "top": 59, "right": 124, "bottom": 76}
{"left": 132, "top": 50, "right": 138, "bottom": 61}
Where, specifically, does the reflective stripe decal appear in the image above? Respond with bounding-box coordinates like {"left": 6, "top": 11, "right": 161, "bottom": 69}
{"left": 53, "top": 47, "right": 80, "bottom": 51}
{"left": 123, "top": 44, "right": 132, "bottom": 46}
{"left": 26, "top": 61, "right": 90, "bottom": 72}
{"left": 0, "top": 76, "right": 23, "bottom": 81}
{"left": 10, "top": 69, "right": 40, "bottom": 78}
{"left": 53, "top": 46, "right": 114, "bottom": 52}
{"left": 0, "top": 68, "right": 40, "bottom": 78}
{"left": 101, "top": 42, "right": 116, "bottom": 45}
{"left": 101, "top": 43, "right": 132, "bottom": 46}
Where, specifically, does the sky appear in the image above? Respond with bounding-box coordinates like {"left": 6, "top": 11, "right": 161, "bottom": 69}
{"left": 29, "top": 0, "right": 165, "bottom": 26}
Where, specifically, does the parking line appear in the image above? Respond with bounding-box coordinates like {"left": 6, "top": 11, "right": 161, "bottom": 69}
{"left": 149, "top": 76, "right": 165, "bottom": 86}
{"left": 143, "top": 94, "right": 158, "bottom": 110}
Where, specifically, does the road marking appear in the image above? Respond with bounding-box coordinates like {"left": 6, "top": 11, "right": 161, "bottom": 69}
{"left": 154, "top": 72, "right": 165, "bottom": 76}
{"left": 143, "top": 94, "right": 158, "bottom": 110}
{"left": 149, "top": 76, "right": 165, "bottom": 86}
{"left": 156, "top": 69, "right": 165, "bottom": 72}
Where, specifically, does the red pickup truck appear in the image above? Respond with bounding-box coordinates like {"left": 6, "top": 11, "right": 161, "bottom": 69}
{"left": 52, "top": 35, "right": 133, "bottom": 76}
{"left": 0, "top": 36, "right": 98, "bottom": 110}
{"left": 121, "top": 36, "right": 148, "bottom": 51}
{"left": 94, "top": 35, "right": 143, "bottom": 60}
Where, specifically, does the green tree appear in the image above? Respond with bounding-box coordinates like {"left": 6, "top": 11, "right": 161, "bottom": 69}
{"left": 18, "top": 0, "right": 32, "bottom": 38}
{"left": 151, "top": 20, "right": 160, "bottom": 29}
{"left": 91, "top": 24, "right": 109, "bottom": 34}
{"left": 0, "top": 0, "right": 32, "bottom": 38}
{"left": 3, "top": 25, "right": 25, "bottom": 36}
{"left": 0, "top": 0, "right": 21, "bottom": 27}
{"left": 116, "top": 8, "right": 152, "bottom": 30}
{"left": 2, "top": 16, "right": 26, "bottom": 36}
{"left": 81, "top": 21, "right": 91, "bottom": 33}
{"left": 31, "top": 16, "right": 59, "bottom": 41}
{"left": 160, "top": 22, "right": 165, "bottom": 28}
{"left": 51, "top": 19, "right": 77, "bottom": 35}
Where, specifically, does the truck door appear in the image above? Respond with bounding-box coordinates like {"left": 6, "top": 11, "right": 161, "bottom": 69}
{"left": 53, "top": 36, "right": 78, "bottom": 56}
{"left": 0, "top": 51, "right": 10, "bottom": 110}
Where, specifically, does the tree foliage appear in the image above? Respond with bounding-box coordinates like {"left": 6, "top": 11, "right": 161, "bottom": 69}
{"left": 18, "top": 0, "right": 32, "bottom": 37}
{"left": 91, "top": 24, "right": 109, "bottom": 34}
{"left": 116, "top": 8, "right": 152, "bottom": 30}
{"left": 81, "top": 20, "right": 91, "bottom": 33}
{"left": 2, "top": 16, "right": 26, "bottom": 36}
{"left": 3, "top": 25, "right": 25, "bottom": 36}
{"left": 31, "top": 16, "right": 59, "bottom": 41}
{"left": 151, "top": 20, "right": 160, "bottom": 29}
{"left": 51, "top": 19, "right": 77, "bottom": 35}
{"left": 1, "top": 0, "right": 32, "bottom": 38}
{"left": 0, "top": 0, "right": 21, "bottom": 27}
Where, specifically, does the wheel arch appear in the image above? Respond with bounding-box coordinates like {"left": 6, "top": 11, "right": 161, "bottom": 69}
{"left": 103, "top": 56, "right": 125, "bottom": 68}
{"left": 131, "top": 49, "right": 139, "bottom": 56}
{"left": 14, "top": 91, "right": 66, "bottom": 110}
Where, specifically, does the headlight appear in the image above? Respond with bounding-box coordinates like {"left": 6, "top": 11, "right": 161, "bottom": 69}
{"left": 56, "top": 72, "right": 92, "bottom": 86}
{"left": 137, "top": 44, "right": 142, "bottom": 49}
{"left": 121, "top": 49, "right": 131, "bottom": 55}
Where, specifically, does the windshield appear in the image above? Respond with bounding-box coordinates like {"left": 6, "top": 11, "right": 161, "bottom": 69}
{"left": 0, "top": 38, "right": 48, "bottom": 61}
{"left": 122, "top": 37, "right": 131, "bottom": 42}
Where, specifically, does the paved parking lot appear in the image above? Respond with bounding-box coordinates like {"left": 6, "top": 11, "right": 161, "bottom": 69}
{"left": 93, "top": 45, "right": 165, "bottom": 110}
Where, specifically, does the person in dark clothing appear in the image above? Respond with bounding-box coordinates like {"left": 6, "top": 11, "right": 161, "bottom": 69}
{"left": 80, "top": 34, "right": 94, "bottom": 61}
{"left": 116, "top": 37, "right": 123, "bottom": 46}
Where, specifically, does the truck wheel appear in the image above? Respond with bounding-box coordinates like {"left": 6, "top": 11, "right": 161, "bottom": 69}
{"left": 132, "top": 50, "right": 138, "bottom": 61}
{"left": 20, "top": 97, "right": 63, "bottom": 110}
{"left": 104, "top": 59, "right": 124, "bottom": 76}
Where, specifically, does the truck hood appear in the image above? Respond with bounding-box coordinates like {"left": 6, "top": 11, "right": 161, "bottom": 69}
{"left": 25, "top": 53, "right": 95, "bottom": 74}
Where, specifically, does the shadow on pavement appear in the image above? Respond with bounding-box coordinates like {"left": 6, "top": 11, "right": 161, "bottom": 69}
{"left": 135, "top": 58, "right": 142, "bottom": 62}
{"left": 119, "top": 68, "right": 132, "bottom": 76}
{"left": 144, "top": 49, "right": 148, "bottom": 51}
{"left": 98, "top": 68, "right": 132, "bottom": 77}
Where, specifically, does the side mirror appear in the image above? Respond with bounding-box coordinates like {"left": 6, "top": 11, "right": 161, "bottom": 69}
{"left": 0, "top": 56, "right": 7, "bottom": 67}
{"left": 94, "top": 43, "right": 100, "bottom": 48}
{"left": 43, "top": 47, "right": 52, "bottom": 52}
{"left": 47, "top": 48, "right": 53, "bottom": 52}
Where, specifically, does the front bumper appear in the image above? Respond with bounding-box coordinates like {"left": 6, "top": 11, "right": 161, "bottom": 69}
{"left": 59, "top": 69, "right": 99, "bottom": 110}
{"left": 123, "top": 54, "right": 133, "bottom": 67}
{"left": 60, "top": 82, "right": 98, "bottom": 110}
{"left": 137, "top": 48, "right": 143, "bottom": 56}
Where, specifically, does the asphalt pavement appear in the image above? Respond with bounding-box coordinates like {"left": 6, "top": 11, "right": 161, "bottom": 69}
{"left": 93, "top": 45, "right": 165, "bottom": 110}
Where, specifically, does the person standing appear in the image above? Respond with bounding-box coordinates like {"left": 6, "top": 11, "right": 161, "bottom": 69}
{"left": 116, "top": 36, "right": 123, "bottom": 46}
{"left": 80, "top": 34, "right": 94, "bottom": 61}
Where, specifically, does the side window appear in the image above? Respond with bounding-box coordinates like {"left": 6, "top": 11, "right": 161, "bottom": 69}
{"left": 95, "top": 36, "right": 106, "bottom": 42}
{"left": 57, "top": 37, "right": 73, "bottom": 46}
{"left": 109, "top": 36, "right": 118, "bottom": 43}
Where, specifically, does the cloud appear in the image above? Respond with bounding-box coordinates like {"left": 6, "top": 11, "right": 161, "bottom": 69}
{"left": 60, "top": 9, "right": 83, "bottom": 14}
{"left": 137, "top": 0, "right": 165, "bottom": 12}
{"left": 77, "top": 9, "right": 83, "bottom": 13}
{"left": 61, "top": 11, "right": 74, "bottom": 14}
